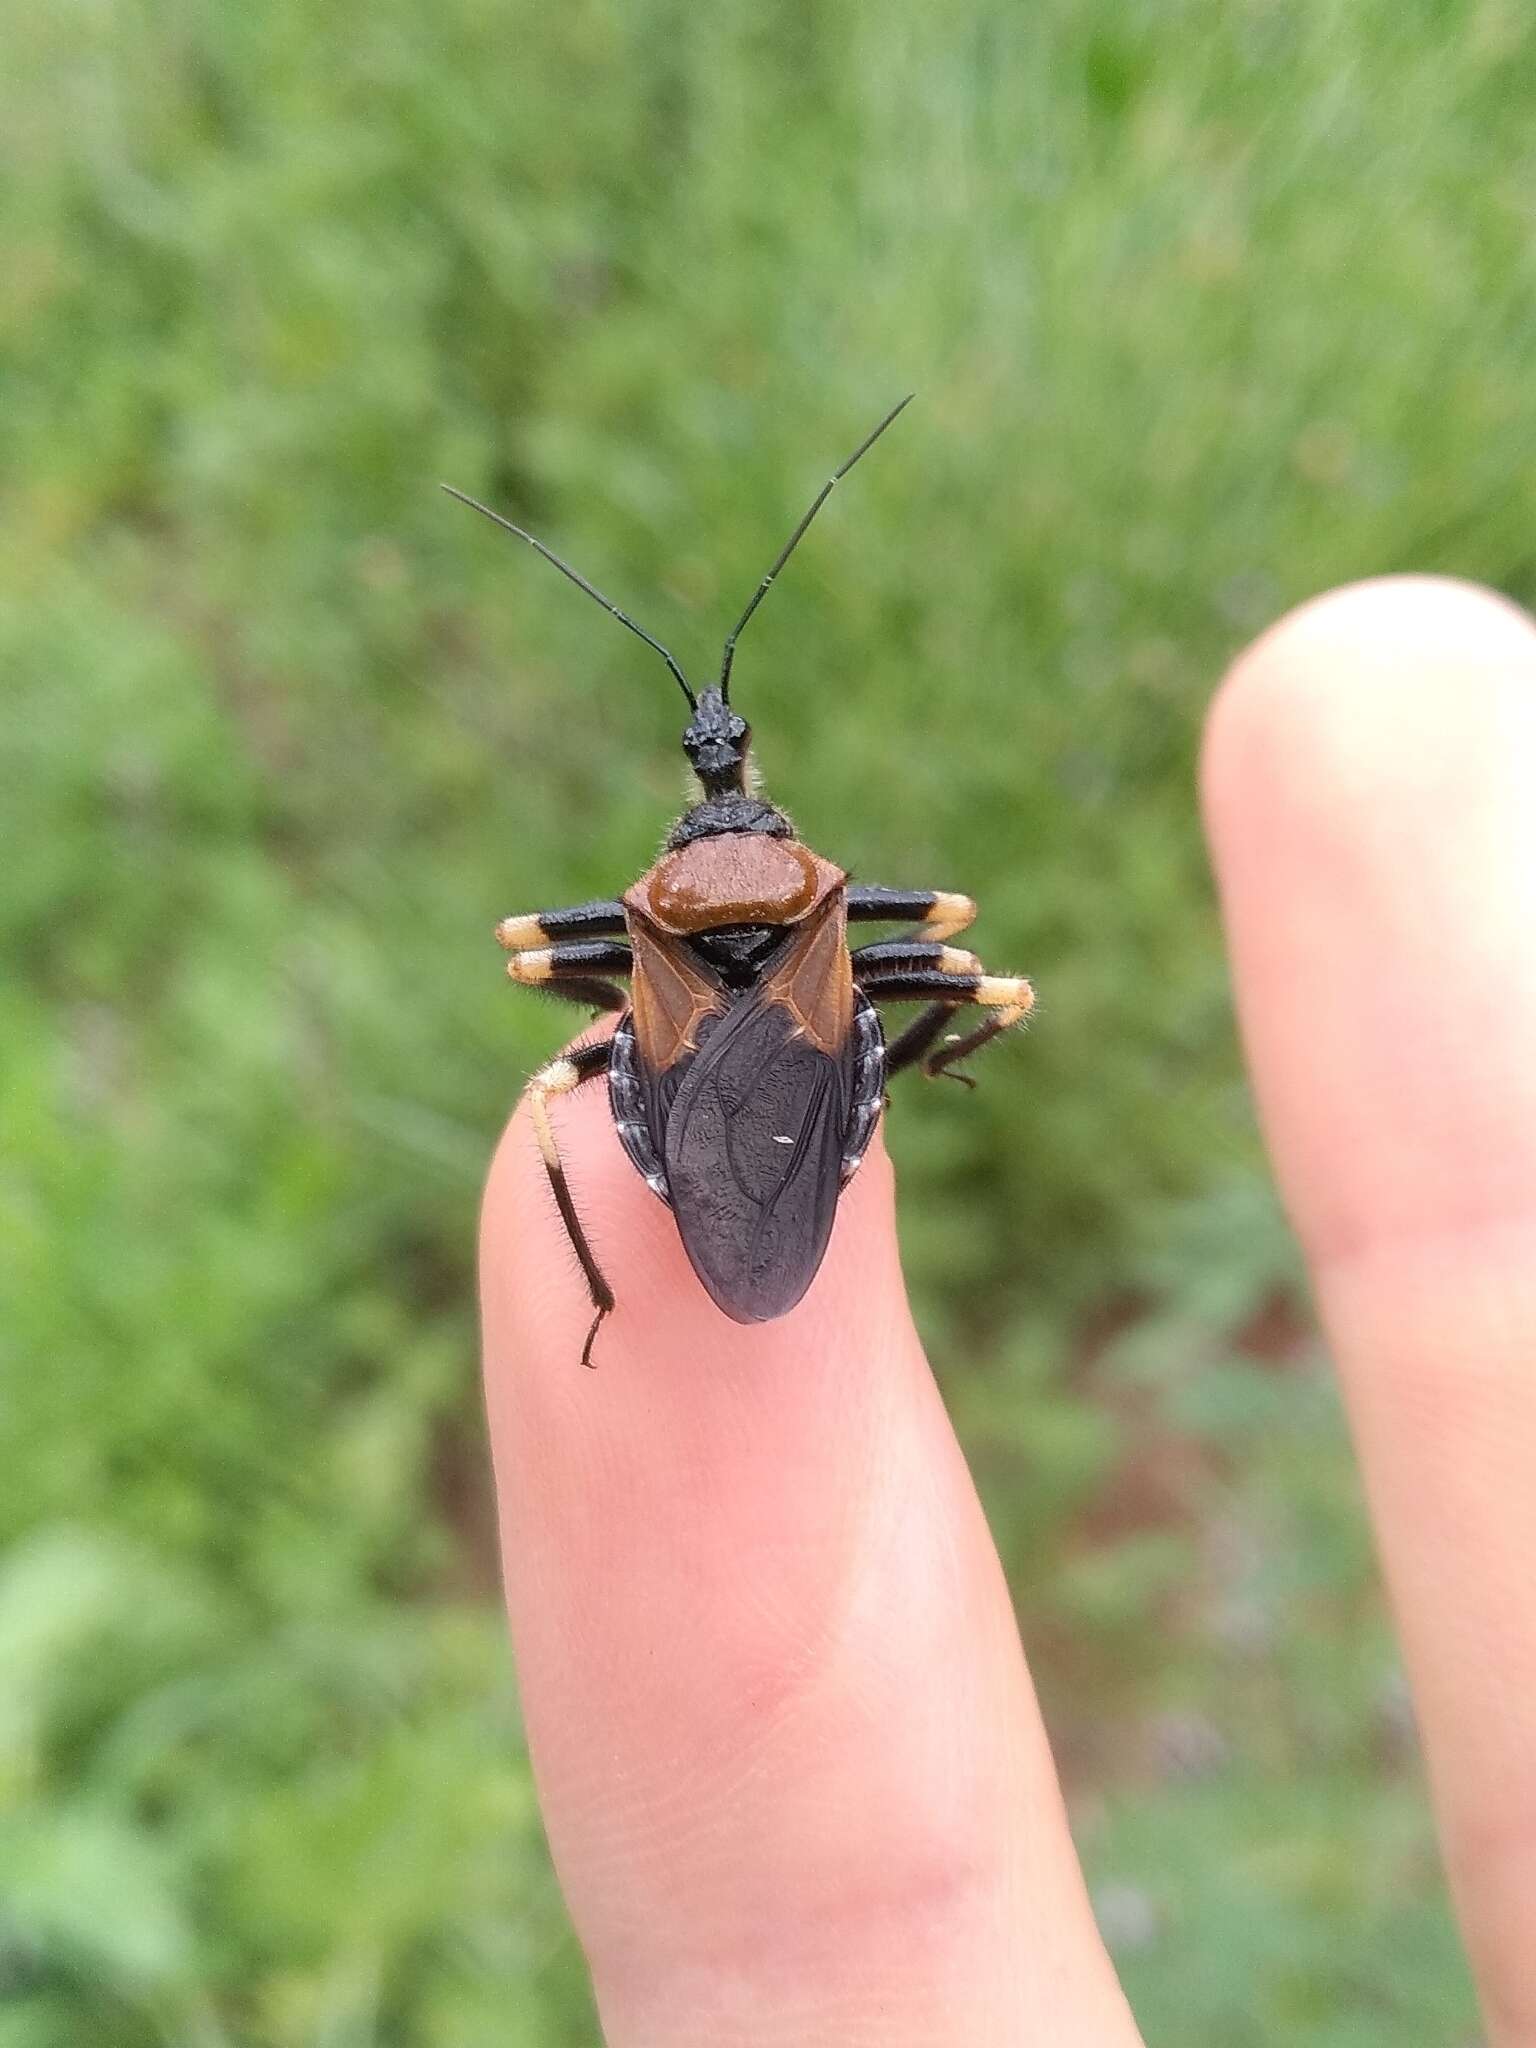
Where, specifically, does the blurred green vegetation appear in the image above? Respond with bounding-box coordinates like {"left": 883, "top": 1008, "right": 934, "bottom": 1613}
{"left": 4, "top": 0, "right": 1532, "bottom": 2038}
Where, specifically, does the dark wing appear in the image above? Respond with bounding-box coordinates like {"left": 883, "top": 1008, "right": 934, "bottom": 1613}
{"left": 620, "top": 909, "right": 730, "bottom": 1186}
{"left": 662, "top": 900, "right": 857, "bottom": 1323}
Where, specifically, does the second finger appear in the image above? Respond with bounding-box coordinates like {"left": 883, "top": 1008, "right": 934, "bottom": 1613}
{"left": 1204, "top": 576, "right": 1536, "bottom": 2043}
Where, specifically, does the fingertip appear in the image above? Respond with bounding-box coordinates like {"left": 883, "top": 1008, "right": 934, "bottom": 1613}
{"left": 1224, "top": 574, "right": 1532, "bottom": 690}
{"left": 1202, "top": 574, "right": 1536, "bottom": 846}
{"left": 476, "top": 1047, "right": 1136, "bottom": 2042}
{"left": 1201, "top": 572, "right": 1536, "bottom": 1265}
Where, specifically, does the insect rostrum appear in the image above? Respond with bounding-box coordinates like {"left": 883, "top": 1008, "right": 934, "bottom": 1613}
{"left": 447, "top": 397, "right": 1034, "bottom": 1366}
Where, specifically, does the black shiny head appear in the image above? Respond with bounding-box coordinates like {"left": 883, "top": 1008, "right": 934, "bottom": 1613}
{"left": 682, "top": 687, "right": 750, "bottom": 797}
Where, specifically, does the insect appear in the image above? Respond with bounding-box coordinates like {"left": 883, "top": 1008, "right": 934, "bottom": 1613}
{"left": 446, "top": 397, "right": 1033, "bottom": 1365}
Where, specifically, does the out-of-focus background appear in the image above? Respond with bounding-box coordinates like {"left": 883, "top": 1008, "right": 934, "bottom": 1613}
{"left": 4, "top": 1, "right": 1533, "bottom": 2040}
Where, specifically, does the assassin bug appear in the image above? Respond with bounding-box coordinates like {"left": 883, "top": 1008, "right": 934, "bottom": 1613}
{"left": 446, "top": 396, "right": 1033, "bottom": 1365}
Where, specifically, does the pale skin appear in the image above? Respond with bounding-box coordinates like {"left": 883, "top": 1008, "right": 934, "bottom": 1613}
{"left": 480, "top": 577, "right": 1536, "bottom": 2046}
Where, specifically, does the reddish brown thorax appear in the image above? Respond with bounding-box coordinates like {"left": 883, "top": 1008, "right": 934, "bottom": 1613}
{"left": 635, "top": 835, "right": 843, "bottom": 934}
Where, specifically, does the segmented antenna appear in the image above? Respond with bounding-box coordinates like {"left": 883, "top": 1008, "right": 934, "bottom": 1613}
{"left": 717, "top": 393, "right": 915, "bottom": 702}
{"left": 440, "top": 483, "right": 697, "bottom": 711}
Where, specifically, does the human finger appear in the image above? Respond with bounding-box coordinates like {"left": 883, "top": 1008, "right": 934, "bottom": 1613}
{"left": 480, "top": 1036, "right": 1141, "bottom": 2046}
{"left": 1204, "top": 577, "right": 1536, "bottom": 2043}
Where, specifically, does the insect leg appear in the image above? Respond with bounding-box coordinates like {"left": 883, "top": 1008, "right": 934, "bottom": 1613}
{"left": 845, "top": 886, "right": 977, "bottom": 942}
{"left": 851, "top": 938, "right": 980, "bottom": 977}
{"left": 861, "top": 967, "right": 1034, "bottom": 1086}
{"left": 530, "top": 978, "right": 629, "bottom": 1013}
{"left": 881, "top": 1003, "right": 963, "bottom": 1077}
{"left": 918, "top": 989, "right": 1034, "bottom": 1080}
{"left": 507, "top": 940, "right": 632, "bottom": 1014}
{"left": 496, "top": 899, "right": 627, "bottom": 950}
{"left": 526, "top": 1039, "right": 617, "bottom": 1368}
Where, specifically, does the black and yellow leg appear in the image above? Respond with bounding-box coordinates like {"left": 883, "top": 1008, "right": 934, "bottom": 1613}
{"left": 851, "top": 938, "right": 980, "bottom": 977}
{"left": 496, "top": 899, "right": 628, "bottom": 951}
{"left": 506, "top": 939, "right": 632, "bottom": 1013}
{"left": 860, "top": 968, "right": 1034, "bottom": 1086}
{"left": 846, "top": 886, "right": 978, "bottom": 943}
{"left": 527, "top": 1039, "right": 616, "bottom": 1368}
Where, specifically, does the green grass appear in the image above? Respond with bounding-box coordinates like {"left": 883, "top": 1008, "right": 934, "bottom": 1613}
{"left": 5, "top": 0, "right": 1534, "bottom": 2037}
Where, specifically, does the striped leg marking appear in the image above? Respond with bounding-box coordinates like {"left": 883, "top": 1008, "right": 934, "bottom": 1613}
{"left": 915, "top": 893, "right": 979, "bottom": 943}
{"left": 851, "top": 939, "right": 980, "bottom": 977}
{"left": 507, "top": 940, "right": 632, "bottom": 1015}
{"left": 846, "top": 886, "right": 978, "bottom": 943}
{"left": 863, "top": 969, "right": 1035, "bottom": 1086}
{"left": 507, "top": 941, "right": 632, "bottom": 984}
{"left": 496, "top": 900, "right": 627, "bottom": 950}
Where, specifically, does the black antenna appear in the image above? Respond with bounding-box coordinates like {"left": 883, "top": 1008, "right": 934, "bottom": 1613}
{"left": 441, "top": 484, "right": 697, "bottom": 711}
{"left": 717, "top": 393, "right": 914, "bottom": 701}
